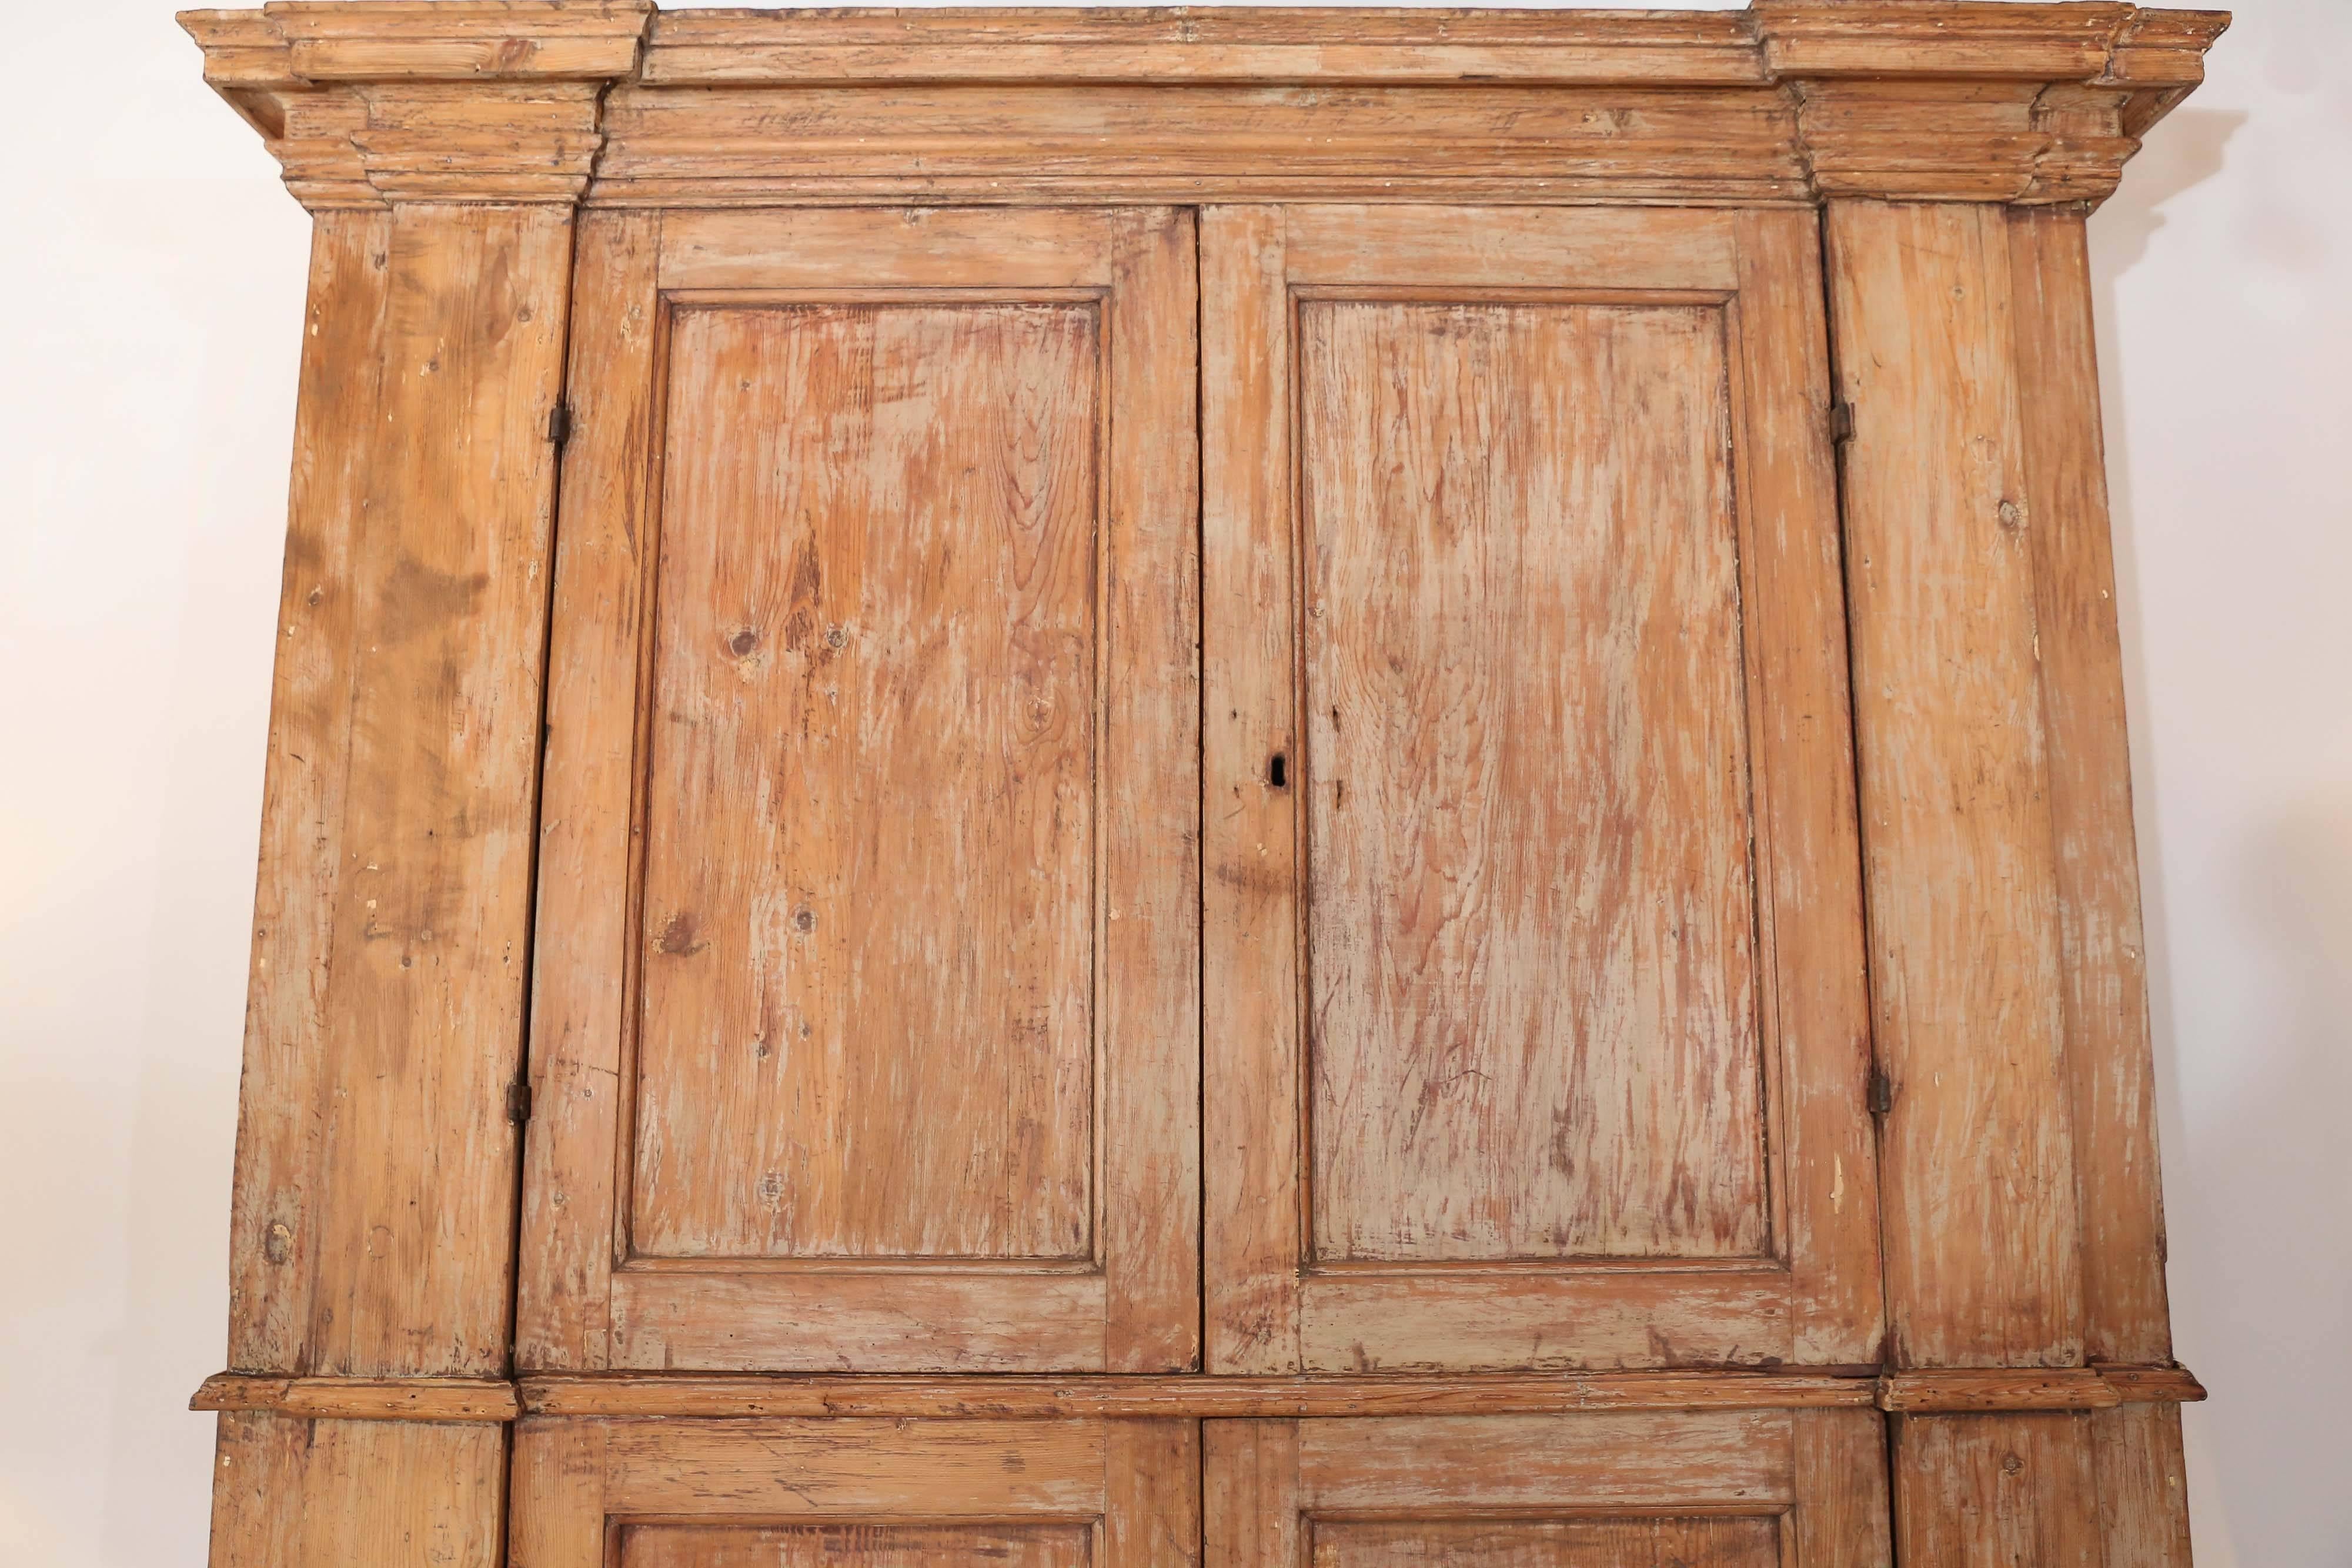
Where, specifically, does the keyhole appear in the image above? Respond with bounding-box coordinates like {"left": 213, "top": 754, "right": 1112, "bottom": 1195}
{"left": 1268, "top": 753, "right": 1288, "bottom": 789}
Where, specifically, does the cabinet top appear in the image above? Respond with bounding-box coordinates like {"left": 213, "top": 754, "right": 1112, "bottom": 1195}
{"left": 181, "top": 2, "right": 2229, "bottom": 211}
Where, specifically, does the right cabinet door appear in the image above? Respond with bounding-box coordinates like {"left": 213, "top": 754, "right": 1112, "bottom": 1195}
{"left": 1207, "top": 1412, "right": 1890, "bottom": 1568}
{"left": 1202, "top": 205, "right": 1882, "bottom": 1373}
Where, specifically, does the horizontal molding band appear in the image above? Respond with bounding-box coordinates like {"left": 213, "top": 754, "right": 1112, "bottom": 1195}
{"left": 191, "top": 1374, "right": 521, "bottom": 1423}
{"left": 191, "top": 1365, "right": 2205, "bottom": 1424}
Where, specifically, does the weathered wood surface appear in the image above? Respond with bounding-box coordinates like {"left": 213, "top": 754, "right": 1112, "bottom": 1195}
{"left": 193, "top": 1374, "right": 519, "bottom": 1424}
{"left": 1826, "top": 198, "right": 2088, "bottom": 1372}
{"left": 1892, "top": 1412, "right": 2103, "bottom": 1566}
{"left": 520, "top": 205, "right": 1198, "bottom": 1374}
{"left": 187, "top": 5, "right": 2227, "bottom": 212}
{"left": 513, "top": 208, "right": 663, "bottom": 1376}
{"left": 622, "top": 1525, "right": 1093, "bottom": 1568}
{"left": 208, "top": 1413, "right": 507, "bottom": 1568}
{"left": 1209, "top": 1409, "right": 1887, "bottom": 1568}
{"left": 512, "top": 1415, "right": 1197, "bottom": 1568}
{"left": 2009, "top": 206, "right": 2176, "bottom": 1368}
{"left": 520, "top": 1372, "right": 1877, "bottom": 1419}
{"left": 220, "top": 200, "right": 573, "bottom": 1385}
{"left": 225, "top": 209, "right": 389, "bottom": 1376}
{"left": 1204, "top": 202, "right": 1877, "bottom": 1375}
{"left": 632, "top": 297, "right": 1101, "bottom": 1267}
{"left": 1299, "top": 295, "right": 1766, "bottom": 1267}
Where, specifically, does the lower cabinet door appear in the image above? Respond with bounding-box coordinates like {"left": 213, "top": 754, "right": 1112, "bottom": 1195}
{"left": 512, "top": 1417, "right": 1200, "bottom": 1568}
{"left": 1206, "top": 1413, "right": 1890, "bottom": 1568}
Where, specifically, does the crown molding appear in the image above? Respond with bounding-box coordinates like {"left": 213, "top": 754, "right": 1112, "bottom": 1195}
{"left": 181, "top": 3, "right": 2228, "bottom": 212}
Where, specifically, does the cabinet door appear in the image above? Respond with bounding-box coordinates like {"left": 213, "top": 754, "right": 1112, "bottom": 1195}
{"left": 514, "top": 1417, "right": 1197, "bottom": 1568}
{"left": 1206, "top": 1412, "right": 1889, "bottom": 1568}
{"left": 1202, "top": 206, "right": 1880, "bottom": 1372}
{"left": 519, "top": 209, "right": 1200, "bottom": 1372}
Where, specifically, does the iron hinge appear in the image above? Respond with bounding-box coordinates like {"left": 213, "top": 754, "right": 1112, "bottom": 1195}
{"left": 507, "top": 1076, "right": 534, "bottom": 1126}
{"left": 547, "top": 400, "right": 574, "bottom": 450}
{"left": 1830, "top": 399, "right": 1857, "bottom": 446}
{"left": 1867, "top": 1065, "right": 1895, "bottom": 1118}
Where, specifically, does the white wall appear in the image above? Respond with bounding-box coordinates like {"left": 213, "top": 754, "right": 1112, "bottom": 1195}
{"left": 0, "top": 2, "right": 2343, "bottom": 1563}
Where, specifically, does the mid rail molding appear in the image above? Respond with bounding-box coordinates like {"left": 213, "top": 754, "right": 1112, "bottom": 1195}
{"left": 181, "top": 1, "right": 2228, "bottom": 210}
{"left": 192, "top": 1366, "right": 2209, "bottom": 1425}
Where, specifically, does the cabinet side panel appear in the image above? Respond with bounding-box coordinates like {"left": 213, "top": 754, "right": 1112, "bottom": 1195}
{"left": 300, "top": 203, "right": 579, "bottom": 1376}
{"left": 2006, "top": 207, "right": 2174, "bottom": 1366}
{"left": 227, "top": 210, "right": 391, "bottom": 1374}
{"left": 208, "top": 1413, "right": 507, "bottom": 1568}
{"left": 2089, "top": 1404, "right": 2195, "bottom": 1568}
{"left": 1823, "top": 199, "right": 2086, "bottom": 1370}
{"left": 1891, "top": 1413, "right": 2099, "bottom": 1567}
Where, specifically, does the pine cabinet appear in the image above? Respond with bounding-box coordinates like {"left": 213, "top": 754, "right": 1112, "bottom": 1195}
{"left": 182, "top": 3, "right": 2227, "bottom": 1564}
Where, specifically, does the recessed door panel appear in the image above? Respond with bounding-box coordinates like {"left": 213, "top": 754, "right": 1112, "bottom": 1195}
{"left": 520, "top": 208, "right": 1200, "bottom": 1373}
{"left": 624, "top": 1524, "right": 1093, "bottom": 1568}
{"left": 633, "top": 300, "right": 1101, "bottom": 1267}
{"left": 1314, "top": 1517, "right": 1781, "bottom": 1568}
{"left": 1299, "top": 297, "right": 1766, "bottom": 1268}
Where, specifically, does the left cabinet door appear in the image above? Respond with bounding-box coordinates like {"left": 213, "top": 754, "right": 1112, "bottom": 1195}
{"left": 513, "top": 1417, "right": 1198, "bottom": 1568}
{"left": 517, "top": 208, "right": 1201, "bottom": 1373}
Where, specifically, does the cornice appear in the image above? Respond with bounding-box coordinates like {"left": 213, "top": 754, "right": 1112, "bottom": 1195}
{"left": 181, "top": 2, "right": 656, "bottom": 208}
{"left": 180, "top": 4, "right": 2228, "bottom": 212}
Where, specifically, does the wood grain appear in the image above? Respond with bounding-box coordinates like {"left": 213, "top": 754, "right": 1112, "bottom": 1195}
{"left": 187, "top": 6, "right": 2226, "bottom": 213}
{"left": 2008, "top": 206, "right": 2175, "bottom": 1367}
{"left": 2090, "top": 1403, "right": 2196, "bottom": 1568}
{"left": 512, "top": 1414, "right": 1195, "bottom": 1568}
{"left": 1312, "top": 1519, "right": 1779, "bottom": 1568}
{"left": 1200, "top": 203, "right": 1305, "bottom": 1376}
{"left": 1790, "top": 1407, "right": 1893, "bottom": 1568}
{"left": 510, "top": 1419, "right": 609, "bottom": 1568}
{"left": 1205, "top": 203, "right": 1877, "bottom": 1375}
{"left": 620, "top": 1524, "right": 1092, "bottom": 1568}
{"left": 1878, "top": 1369, "right": 2120, "bottom": 1414}
{"left": 1297, "top": 1412, "right": 1796, "bottom": 1512}
{"left": 1825, "top": 198, "right": 2087, "bottom": 1371}
{"left": 630, "top": 297, "right": 1101, "bottom": 1266}
{"left": 1299, "top": 295, "right": 1766, "bottom": 1267}
{"left": 601, "top": 1419, "right": 1106, "bottom": 1517}
{"left": 193, "top": 1373, "right": 519, "bottom": 1423}
{"left": 297, "top": 203, "right": 574, "bottom": 1379}
{"left": 206, "top": 1413, "right": 507, "bottom": 1568}
{"left": 521, "top": 206, "right": 1198, "bottom": 1373}
{"left": 1728, "top": 208, "right": 1883, "bottom": 1368}
{"left": 1891, "top": 1412, "right": 2102, "bottom": 1567}
{"left": 519, "top": 1371, "right": 1877, "bottom": 1420}
{"left": 515, "top": 208, "right": 663, "bottom": 1373}
{"left": 225, "top": 209, "right": 389, "bottom": 1376}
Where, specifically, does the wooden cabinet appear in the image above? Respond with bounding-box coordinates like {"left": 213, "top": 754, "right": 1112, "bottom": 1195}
{"left": 180, "top": 3, "right": 2227, "bottom": 1564}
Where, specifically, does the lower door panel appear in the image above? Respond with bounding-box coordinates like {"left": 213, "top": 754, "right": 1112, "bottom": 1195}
{"left": 1207, "top": 1413, "right": 1890, "bottom": 1568}
{"left": 513, "top": 1410, "right": 1889, "bottom": 1567}
{"left": 512, "top": 1417, "right": 1199, "bottom": 1568}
